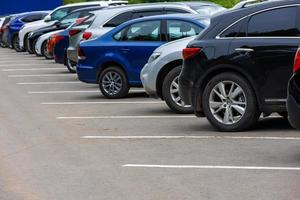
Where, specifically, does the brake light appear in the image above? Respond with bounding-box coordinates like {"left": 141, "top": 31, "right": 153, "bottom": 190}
{"left": 78, "top": 47, "right": 86, "bottom": 60}
{"left": 82, "top": 32, "right": 92, "bottom": 40}
{"left": 182, "top": 48, "right": 201, "bottom": 60}
{"left": 293, "top": 48, "right": 300, "bottom": 73}
{"left": 75, "top": 17, "right": 86, "bottom": 25}
{"left": 54, "top": 35, "right": 64, "bottom": 44}
{"left": 69, "top": 29, "right": 81, "bottom": 36}
{"left": 47, "top": 34, "right": 64, "bottom": 54}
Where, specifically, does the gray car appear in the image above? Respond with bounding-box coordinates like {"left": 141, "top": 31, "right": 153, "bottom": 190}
{"left": 67, "top": 2, "right": 224, "bottom": 70}
{"left": 141, "top": 36, "right": 197, "bottom": 114}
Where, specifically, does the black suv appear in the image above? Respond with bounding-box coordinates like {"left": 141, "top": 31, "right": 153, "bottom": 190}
{"left": 179, "top": 0, "right": 300, "bottom": 131}
{"left": 287, "top": 47, "right": 300, "bottom": 129}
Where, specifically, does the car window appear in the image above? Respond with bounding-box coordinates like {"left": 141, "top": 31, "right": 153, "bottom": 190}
{"left": 60, "top": 12, "right": 81, "bottom": 25}
{"left": 220, "top": 18, "right": 247, "bottom": 38}
{"left": 21, "top": 14, "right": 44, "bottom": 23}
{"left": 103, "top": 12, "right": 132, "bottom": 27}
{"left": 131, "top": 10, "right": 164, "bottom": 19}
{"left": 51, "top": 8, "right": 70, "bottom": 21}
{"left": 247, "top": 7, "right": 300, "bottom": 37}
{"left": 119, "top": 20, "right": 161, "bottom": 41}
{"left": 167, "top": 20, "right": 203, "bottom": 41}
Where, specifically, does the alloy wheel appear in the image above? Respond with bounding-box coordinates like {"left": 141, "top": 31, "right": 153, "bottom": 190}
{"left": 170, "top": 76, "right": 191, "bottom": 108}
{"left": 209, "top": 81, "right": 247, "bottom": 125}
{"left": 102, "top": 71, "right": 122, "bottom": 96}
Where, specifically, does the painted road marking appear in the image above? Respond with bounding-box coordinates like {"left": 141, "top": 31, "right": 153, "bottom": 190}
{"left": 42, "top": 101, "right": 163, "bottom": 105}
{"left": 122, "top": 164, "right": 300, "bottom": 171}
{"left": 17, "top": 81, "right": 80, "bottom": 85}
{"left": 81, "top": 135, "right": 300, "bottom": 140}
{"left": 57, "top": 115, "right": 194, "bottom": 119}
{"left": 2, "top": 68, "right": 64, "bottom": 71}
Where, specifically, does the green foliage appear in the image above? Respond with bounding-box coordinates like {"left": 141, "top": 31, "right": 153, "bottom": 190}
{"left": 63, "top": 0, "right": 239, "bottom": 8}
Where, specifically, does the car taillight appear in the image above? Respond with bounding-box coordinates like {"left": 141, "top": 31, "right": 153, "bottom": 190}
{"left": 182, "top": 48, "right": 201, "bottom": 60}
{"left": 293, "top": 48, "right": 300, "bottom": 73}
{"left": 78, "top": 47, "right": 86, "bottom": 60}
{"left": 82, "top": 32, "right": 92, "bottom": 40}
{"left": 69, "top": 29, "right": 81, "bottom": 36}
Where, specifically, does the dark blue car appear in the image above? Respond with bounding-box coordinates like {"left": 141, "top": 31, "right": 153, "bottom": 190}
{"left": 7, "top": 11, "right": 49, "bottom": 51}
{"left": 53, "top": 29, "right": 69, "bottom": 68}
{"left": 77, "top": 14, "right": 209, "bottom": 98}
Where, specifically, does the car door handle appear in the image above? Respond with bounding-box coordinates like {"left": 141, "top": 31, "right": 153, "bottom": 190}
{"left": 235, "top": 48, "right": 254, "bottom": 52}
{"left": 120, "top": 48, "right": 130, "bottom": 53}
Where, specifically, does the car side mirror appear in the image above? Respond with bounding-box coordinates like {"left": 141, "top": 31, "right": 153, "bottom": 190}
{"left": 54, "top": 21, "right": 61, "bottom": 27}
{"left": 44, "top": 15, "right": 51, "bottom": 22}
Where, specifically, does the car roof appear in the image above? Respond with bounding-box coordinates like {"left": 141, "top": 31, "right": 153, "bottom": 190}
{"left": 117, "top": 14, "right": 210, "bottom": 28}
{"left": 62, "top": 0, "right": 127, "bottom": 7}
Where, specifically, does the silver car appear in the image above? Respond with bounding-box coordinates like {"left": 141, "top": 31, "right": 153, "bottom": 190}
{"left": 141, "top": 36, "right": 196, "bottom": 114}
{"left": 67, "top": 2, "right": 224, "bottom": 65}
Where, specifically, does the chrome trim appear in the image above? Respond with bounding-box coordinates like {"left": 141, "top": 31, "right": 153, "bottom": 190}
{"left": 216, "top": 4, "right": 300, "bottom": 39}
{"left": 265, "top": 99, "right": 286, "bottom": 103}
{"left": 235, "top": 48, "right": 254, "bottom": 52}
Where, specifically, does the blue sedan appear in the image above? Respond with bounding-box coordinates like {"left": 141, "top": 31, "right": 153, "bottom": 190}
{"left": 77, "top": 14, "right": 209, "bottom": 98}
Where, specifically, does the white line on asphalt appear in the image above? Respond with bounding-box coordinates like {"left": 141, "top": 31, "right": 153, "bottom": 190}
{"left": 8, "top": 74, "right": 75, "bottom": 77}
{"left": 0, "top": 64, "right": 53, "bottom": 67}
{"left": 57, "top": 115, "right": 194, "bottom": 119}
{"left": 2, "top": 68, "right": 64, "bottom": 71}
{"left": 42, "top": 101, "right": 163, "bottom": 105}
{"left": 28, "top": 90, "right": 99, "bottom": 94}
{"left": 122, "top": 164, "right": 300, "bottom": 171}
{"left": 17, "top": 81, "right": 80, "bottom": 85}
{"left": 81, "top": 135, "right": 300, "bottom": 140}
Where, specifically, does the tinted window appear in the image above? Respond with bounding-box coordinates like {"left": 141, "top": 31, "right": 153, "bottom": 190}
{"left": 21, "top": 14, "right": 43, "bottom": 23}
{"left": 167, "top": 20, "right": 203, "bottom": 41}
{"left": 103, "top": 12, "right": 132, "bottom": 27}
{"left": 131, "top": 10, "right": 164, "bottom": 18}
{"left": 248, "top": 7, "right": 300, "bottom": 37}
{"left": 60, "top": 12, "right": 81, "bottom": 25}
{"left": 221, "top": 19, "right": 247, "bottom": 38}
{"left": 51, "top": 8, "right": 70, "bottom": 21}
{"left": 122, "top": 20, "right": 161, "bottom": 41}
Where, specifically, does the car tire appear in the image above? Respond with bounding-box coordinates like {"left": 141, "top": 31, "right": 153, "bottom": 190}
{"left": 99, "top": 66, "right": 129, "bottom": 99}
{"left": 32, "top": 38, "right": 39, "bottom": 55}
{"left": 162, "top": 66, "right": 193, "bottom": 114}
{"left": 12, "top": 35, "right": 24, "bottom": 52}
{"left": 41, "top": 41, "right": 53, "bottom": 60}
{"left": 66, "top": 58, "right": 77, "bottom": 73}
{"left": 202, "top": 72, "right": 260, "bottom": 132}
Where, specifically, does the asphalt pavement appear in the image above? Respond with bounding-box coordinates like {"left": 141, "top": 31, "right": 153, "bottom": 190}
{"left": 0, "top": 48, "right": 300, "bottom": 200}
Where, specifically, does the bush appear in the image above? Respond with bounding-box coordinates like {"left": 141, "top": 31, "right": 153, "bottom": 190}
{"left": 63, "top": 0, "right": 239, "bottom": 8}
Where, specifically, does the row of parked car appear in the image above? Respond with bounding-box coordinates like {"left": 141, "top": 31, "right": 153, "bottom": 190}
{"left": 0, "top": 0, "right": 299, "bottom": 131}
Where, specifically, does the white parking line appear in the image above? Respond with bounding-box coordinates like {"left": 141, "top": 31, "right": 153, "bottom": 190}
{"left": 122, "top": 164, "right": 300, "bottom": 171}
{"left": 42, "top": 101, "right": 163, "bottom": 105}
{"left": 0, "top": 64, "right": 52, "bottom": 67}
{"left": 8, "top": 74, "right": 75, "bottom": 77}
{"left": 57, "top": 115, "right": 194, "bottom": 119}
{"left": 3, "top": 68, "right": 64, "bottom": 71}
{"left": 28, "top": 90, "right": 99, "bottom": 94}
{"left": 17, "top": 81, "right": 80, "bottom": 85}
{"left": 81, "top": 135, "right": 300, "bottom": 140}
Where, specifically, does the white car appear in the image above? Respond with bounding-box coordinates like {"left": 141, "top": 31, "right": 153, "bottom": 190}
{"left": 35, "top": 30, "right": 61, "bottom": 56}
{"left": 18, "top": 0, "right": 127, "bottom": 52}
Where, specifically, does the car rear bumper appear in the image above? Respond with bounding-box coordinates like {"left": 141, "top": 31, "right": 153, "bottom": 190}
{"left": 67, "top": 48, "right": 77, "bottom": 63}
{"left": 77, "top": 64, "right": 97, "bottom": 84}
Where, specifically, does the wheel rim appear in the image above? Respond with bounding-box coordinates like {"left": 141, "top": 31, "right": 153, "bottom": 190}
{"left": 67, "top": 59, "right": 76, "bottom": 71}
{"left": 209, "top": 81, "right": 247, "bottom": 125}
{"left": 14, "top": 37, "right": 20, "bottom": 50}
{"left": 170, "top": 76, "right": 191, "bottom": 108}
{"left": 102, "top": 71, "right": 122, "bottom": 96}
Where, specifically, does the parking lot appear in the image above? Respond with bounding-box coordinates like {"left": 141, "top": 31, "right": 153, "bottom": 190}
{"left": 0, "top": 47, "right": 300, "bottom": 200}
